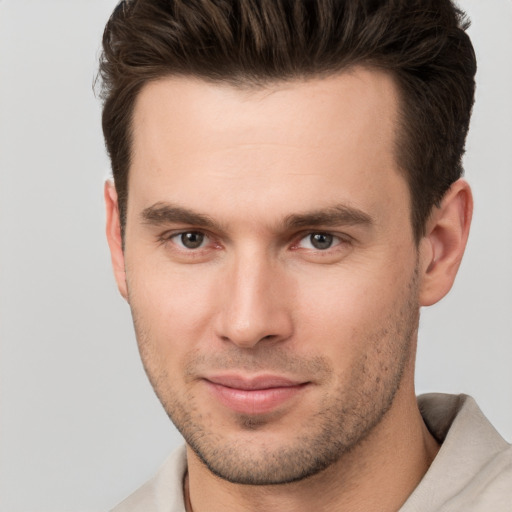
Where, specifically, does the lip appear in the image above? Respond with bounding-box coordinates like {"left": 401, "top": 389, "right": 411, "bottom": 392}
{"left": 204, "top": 374, "right": 309, "bottom": 415}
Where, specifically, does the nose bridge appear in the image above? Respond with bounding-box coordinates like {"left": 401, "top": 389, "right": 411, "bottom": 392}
{"left": 216, "top": 245, "right": 292, "bottom": 348}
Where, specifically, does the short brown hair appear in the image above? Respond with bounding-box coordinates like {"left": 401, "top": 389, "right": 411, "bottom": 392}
{"left": 98, "top": 0, "right": 476, "bottom": 241}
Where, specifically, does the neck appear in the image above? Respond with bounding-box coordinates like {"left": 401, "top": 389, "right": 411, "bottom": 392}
{"left": 184, "top": 380, "right": 439, "bottom": 512}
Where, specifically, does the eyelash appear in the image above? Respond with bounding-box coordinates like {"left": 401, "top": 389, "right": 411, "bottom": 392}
{"left": 159, "top": 229, "right": 351, "bottom": 254}
{"left": 158, "top": 230, "right": 216, "bottom": 252}
{"left": 293, "top": 232, "right": 346, "bottom": 251}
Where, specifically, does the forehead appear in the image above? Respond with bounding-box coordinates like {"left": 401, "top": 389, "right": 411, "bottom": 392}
{"left": 132, "top": 68, "right": 400, "bottom": 156}
{"left": 128, "top": 69, "right": 410, "bottom": 229}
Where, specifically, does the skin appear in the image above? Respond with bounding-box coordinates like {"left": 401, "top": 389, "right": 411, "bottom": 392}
{"left": 105, "top": 68, "right": 472, "bottom": 511}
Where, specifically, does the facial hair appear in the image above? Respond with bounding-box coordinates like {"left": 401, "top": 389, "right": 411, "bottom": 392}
{"left": 130, "top": 268, "right": 419, "bottom": 485}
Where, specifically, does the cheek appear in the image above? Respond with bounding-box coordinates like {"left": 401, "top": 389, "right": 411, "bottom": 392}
{"left": 292, "top": 262, "right": 415, "bottom": 359}
{"left": 126, "top": 256, "right": 221, "bottom": 357}
{"left": 295, "top": 266, "right": 392, "bottom": 328}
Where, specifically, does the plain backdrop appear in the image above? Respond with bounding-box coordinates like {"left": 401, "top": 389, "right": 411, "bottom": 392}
{"left": 0, "top": 1, "right": 511, "bottom": 511}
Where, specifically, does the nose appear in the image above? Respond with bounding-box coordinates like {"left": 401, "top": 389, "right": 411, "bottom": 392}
{"left": 214, "top": 250, "right": 294, "bottom": 349}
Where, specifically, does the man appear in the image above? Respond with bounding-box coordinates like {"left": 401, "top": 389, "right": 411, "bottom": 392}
{"left": 99, "top": 0, "right": 511, "bottom": 510}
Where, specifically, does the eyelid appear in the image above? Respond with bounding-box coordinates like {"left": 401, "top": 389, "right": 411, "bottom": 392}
{"left": 291, "top": 231, "right": 352, "bottom": 249}
{"left": 156, "top": 228, "right": 353, "bottom": 255}
{"left": 158, "top": 229, "right": 215, "bottom": 248}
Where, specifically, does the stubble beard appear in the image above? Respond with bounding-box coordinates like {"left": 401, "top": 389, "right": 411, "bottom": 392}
{"left": 130, "top": 271, "right": 419, "bottom": 486}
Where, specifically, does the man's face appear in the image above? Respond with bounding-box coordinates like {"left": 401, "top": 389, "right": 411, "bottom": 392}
{"left": 119, "top": 69, "right": 422, "bottom": 484}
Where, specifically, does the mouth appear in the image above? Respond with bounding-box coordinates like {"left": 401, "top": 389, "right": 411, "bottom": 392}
{"left": 203, "top": 374, "right": 310, "bottom": 415}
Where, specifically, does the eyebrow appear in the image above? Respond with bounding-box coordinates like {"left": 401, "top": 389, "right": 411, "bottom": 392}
{"left": 141, "top": 202, "right": 218, "bottom": 229}
{"left": 283, "top": 205, "right": 373, "bottom": 230}
{"left": 141, "top": 202, "right": 373, "bottom": 231}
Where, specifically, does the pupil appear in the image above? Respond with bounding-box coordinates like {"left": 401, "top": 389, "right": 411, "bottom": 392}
{"left": 311, "top": 233, "right": 333, "bottom": 250}
{"left": 181, "top": 232, "right": 204, "bottom": 249}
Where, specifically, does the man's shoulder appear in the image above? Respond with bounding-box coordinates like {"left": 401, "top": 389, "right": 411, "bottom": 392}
{"left": 400, "top": 393, "right": 512, "bottom": 511}
{"left": 110, "top": 445, "right": 187, "bottom": 512}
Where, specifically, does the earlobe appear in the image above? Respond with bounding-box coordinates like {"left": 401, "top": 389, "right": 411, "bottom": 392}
{"left": 104, "top": 181, "right": 128, "bottom": 300}
{"left": 419, "top": 179, "right": 473, "bottom": 307}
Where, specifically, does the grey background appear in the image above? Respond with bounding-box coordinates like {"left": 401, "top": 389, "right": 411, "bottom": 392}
{"left": 0, "top": 1, "right": 511, "bottom": 511}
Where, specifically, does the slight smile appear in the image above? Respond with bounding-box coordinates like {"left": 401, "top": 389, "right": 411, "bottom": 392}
{"left": 204, "top": 375, "right": 311, "bottom": 415}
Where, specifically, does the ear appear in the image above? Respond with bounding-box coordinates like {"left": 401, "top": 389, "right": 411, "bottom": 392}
{"left": 104, "top": 181, "right": 128, "bottom": 300}
{"left": 418, "top": 179, "right": 473, "bottom": 307}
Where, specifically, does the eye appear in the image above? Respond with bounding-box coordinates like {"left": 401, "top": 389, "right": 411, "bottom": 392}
{"left": 297, "top": 232, "right": 339, "bottom": 250}
{"left": 171, "top": 231, "right": 209, "bottom": 250}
